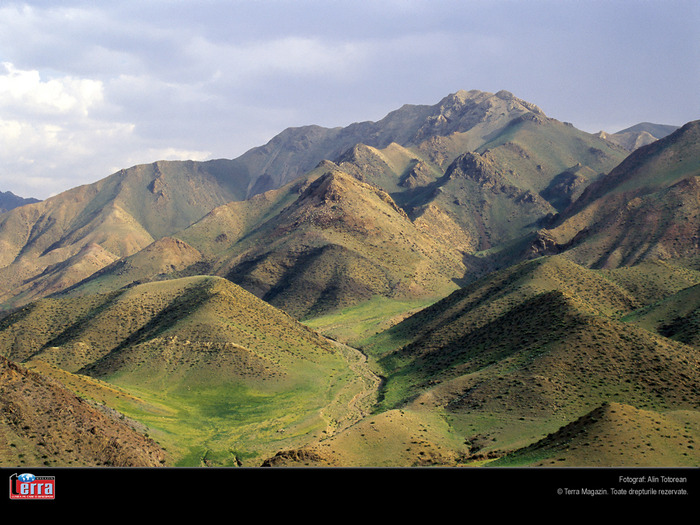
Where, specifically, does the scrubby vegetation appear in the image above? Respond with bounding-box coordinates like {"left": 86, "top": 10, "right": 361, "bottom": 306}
{"left": 0, "top": 91, "right": 697, "bottom": 468}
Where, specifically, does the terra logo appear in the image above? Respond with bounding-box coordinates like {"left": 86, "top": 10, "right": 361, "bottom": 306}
{"left": 9, "top": 472, "right": 55, "bottom": 500}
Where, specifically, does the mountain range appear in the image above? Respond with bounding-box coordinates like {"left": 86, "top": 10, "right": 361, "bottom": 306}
{"left": 596, "top": 122, "right": 679, "bottom": 152}
{"left": 0, "top": 190, "right": 40, "bottom": 214}
{"left": 0, "top": 89, "right": 697, "bottom": 468}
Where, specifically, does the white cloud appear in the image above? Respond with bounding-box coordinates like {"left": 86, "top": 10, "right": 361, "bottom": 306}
{"left": 0, "top": 62, "right": 104, "bottom": 117}
{"left": 0, "top": 62, "right": 169, "bottom": 198}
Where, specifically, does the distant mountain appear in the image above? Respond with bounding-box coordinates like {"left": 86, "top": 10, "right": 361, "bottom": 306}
{"left": 0, "top": 160, "right": 251, "bottom": 309}
{"left": 217, "top": 99, "right": 627, "bottom": 313}
{"left": 596, "top": 122, "right": 680, "bottom": 152}
{"left": 531, "top": 120, "right": 700, "bottom": 268}
{"left": 230, "top": 88, "right": 627, "bottom": 209}
{"left": 233, "top": 89, "right": 548, "bottom": 196}
{"left": 0, "top": 190, "right": 40, "bottom": 213}
{"left": 0, "top": 89, "right": 628, "bottom": 312}
{"left": 617, "top": 122, "right": 680, "bottom": 138}
{"left": 325, "top": 106, "right": 628, "bottom": 265}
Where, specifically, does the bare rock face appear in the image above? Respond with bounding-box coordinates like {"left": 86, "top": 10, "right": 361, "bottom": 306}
{"left": 524, "top": 229, "right": 562, "bottom": 259}
{"left": 260, "top": 448, "right": 336, "bottom": 467}
{"left": 147, "top": 173, "right": 167, "bottom": 199}
{"left": 410, "top": 89, "right": 546, "bottom": 145}
{"left": 399, "top": 159, "right": 434, "bottom": 189}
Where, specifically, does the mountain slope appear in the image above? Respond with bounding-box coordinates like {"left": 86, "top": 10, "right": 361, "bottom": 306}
{"left": 56, "top": 236, "right": 204, "bottom": 297}
{"left": 3, "top": 242, "right": 121, "bottom": 307}
{"left": 232, "top": 89, "right": 548, "bottom": 195}
{"left": 0, "top": 89, "right": 630, "bottom": 312}
{"left": 531, "top": 120, "right": 700, "bottom": 268}
{"left": 360, "top": 255, "right": 700, "bottom": 457}
{"left": 0, "top": 355, "right": 168, "bottom": 467}
{"left": 260, "top": 255, "right": 700, "bottom": 467}
{"left": 213, "top": 168, "right": 471, "bottom": 318}
{"left": 64, "top": 163, "right": 473, "bottom": 320}
{"left": 0, "top": 275, "right": 371, "bottom": 465}
{"left": 330, "top": 103, "right": 628, "bottom": 243}
{"left": 0, "top": 91, "right": 697, "bottom": 469}
{"left": 493, "top": 402, "right": 700, "bottom": 467}
{"left": 622, "top": 282, "right": 700, "bottom": 348}
{"left": 0, "top": 159, "right": 253, "bottom": 309}
{"left": 0, "top": 276, "right": 342, "bottom": 380}
{"left": 321, "top": 110, "right": 628, "bottom": 281}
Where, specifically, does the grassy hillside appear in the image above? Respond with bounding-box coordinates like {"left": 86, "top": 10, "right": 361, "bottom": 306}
{"left": 0, "top": 276, "right": 371, "bottom": 466}
{"left": 622, "top": 282, "right": 700, "bottom": 347}
{"left": 492, "top": 402, "right": 700, "bottom": 467}
{"left": 246, "top": 255, "right": 700, "bottom": 468}
{"left": 347, "top": 256, "right": 700, "bottom": 463}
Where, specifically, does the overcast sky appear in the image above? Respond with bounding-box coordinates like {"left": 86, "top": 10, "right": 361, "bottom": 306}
{"left": 1, "top": 0, "right": 698, "bottom": 200}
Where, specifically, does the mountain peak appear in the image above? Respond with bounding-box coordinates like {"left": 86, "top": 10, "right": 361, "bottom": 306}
{"left": 405, "top": 89, "right": 547, "bottom": 146}
{"left": 299, "top": 170, "right": 354, "bottom": 204}
{"left": 297, "top": 169, "right": 406, "bottom": 220}
{"left": 439, "top": 89, "right": 545, "bottom": 115}
{"left": 0, "top": 190, "right": 40, "bottom": 213}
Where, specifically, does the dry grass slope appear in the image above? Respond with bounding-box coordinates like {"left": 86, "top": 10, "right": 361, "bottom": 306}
{"left": 0, "top": 355, "right": 168, "bottom": 467}
{"left": 536, "top": 120, "right": 700, "bottom": 269}
{"left": 494, "top": 402, "right": 700, "bottom": 467}
{"left": 215, "top": 169, "right": 470, "bottom": 319}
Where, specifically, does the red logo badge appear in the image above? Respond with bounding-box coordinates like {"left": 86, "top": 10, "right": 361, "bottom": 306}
{"left": 9, "top": 473, "right": 55, "bottom": 500}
